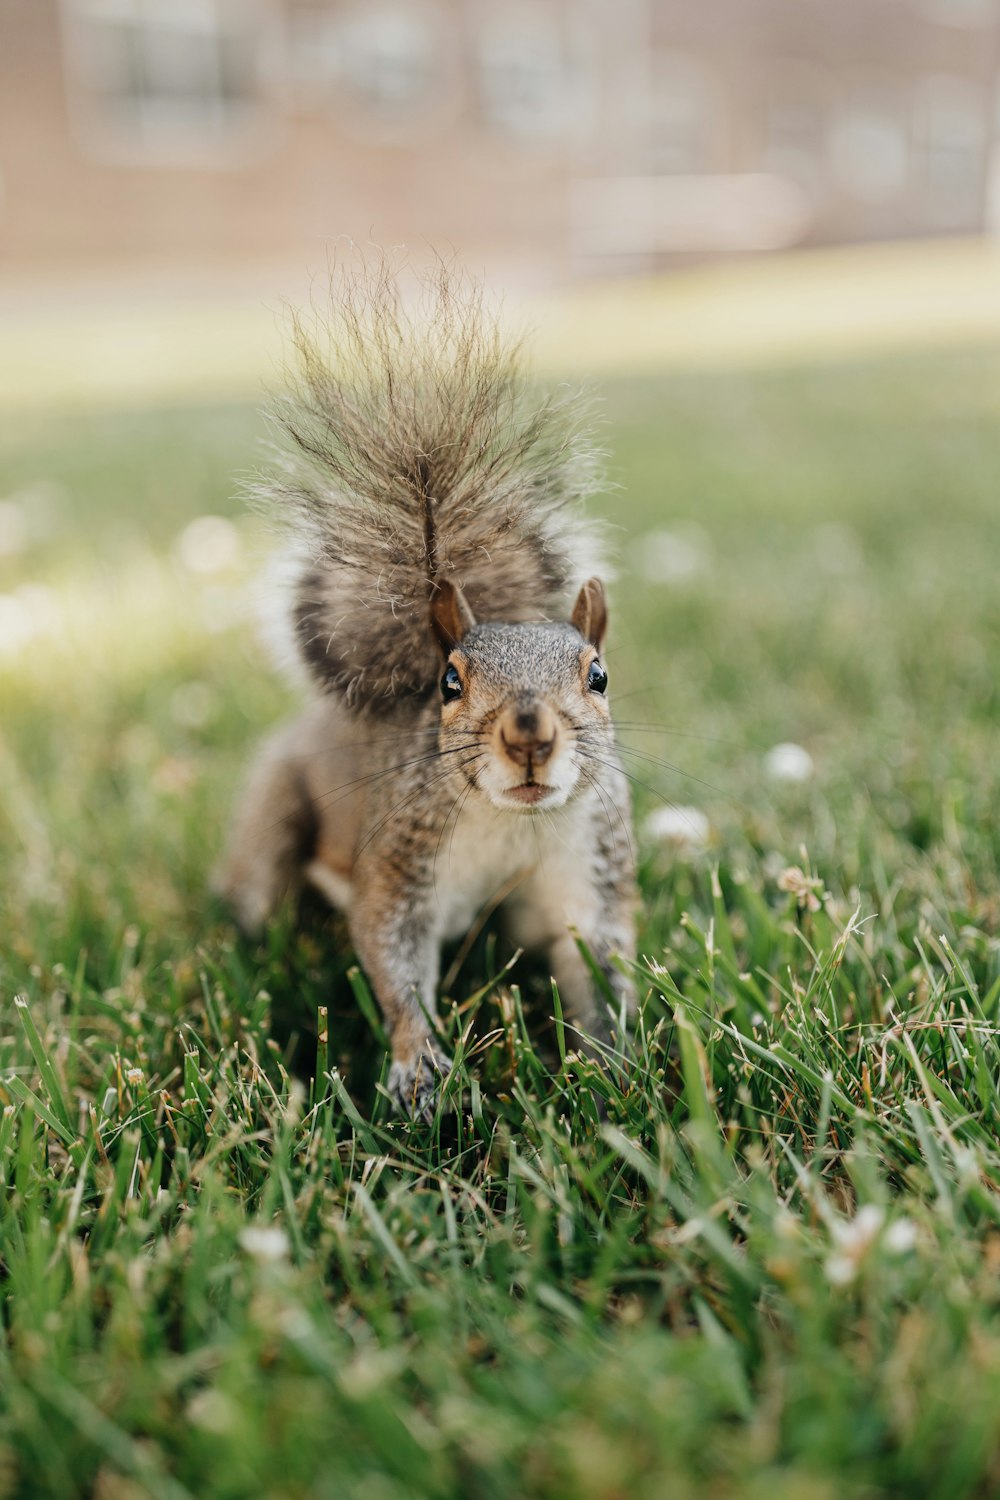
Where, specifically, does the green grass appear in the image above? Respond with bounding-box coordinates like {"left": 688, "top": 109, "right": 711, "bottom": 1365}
{"left": 2, "top": 347, "right": 1000, "bottom": 1499}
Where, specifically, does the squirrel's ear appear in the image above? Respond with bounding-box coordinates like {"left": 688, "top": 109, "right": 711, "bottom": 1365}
{"left": 431, "top": 579, "right": 477, "bottom": 656}
{"left": 571, "top": 577, "right": 608, "bottom": 650}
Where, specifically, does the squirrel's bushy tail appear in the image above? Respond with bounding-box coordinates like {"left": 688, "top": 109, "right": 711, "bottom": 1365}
{"left": 256, "top": 256, "right": 605, "bottom": 712}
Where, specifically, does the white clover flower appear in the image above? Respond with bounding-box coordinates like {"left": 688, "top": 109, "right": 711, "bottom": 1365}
{"left": 832, "top": 1203, "right": 884, "bottom": 1252}
{"left": 824, "top": 1206, "right": 918, "bottom": 1281}
{"left": 125, "top": 1068, "right": 144, "bottom": 1087}
{"left": 175, "top": 515, "right": 242, "bottom": 575}
{"left": 643, "top": 804, "right": 711, "bottom": 853}
{"left": 765, "top": 742, "right": 814, "bottom": 783}
{"left": 825, "top": 1203, "right": 888, "bottom": 1285}
{"left": 777, "top": 865, "right": 826, "bottom": 913}
{"left": 239, "top": 1225, "right": 290, "bottom": 1262}
{"left": 884, "top": 1218, "right": 918, "bottom": 1255}
{"left": 824, "top": 1253, "right": 857, "bottom": 1286}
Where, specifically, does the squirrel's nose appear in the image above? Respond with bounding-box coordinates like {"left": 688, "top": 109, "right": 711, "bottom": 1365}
{"left": 499, "top": 702, "right": 557, "bottom": 769}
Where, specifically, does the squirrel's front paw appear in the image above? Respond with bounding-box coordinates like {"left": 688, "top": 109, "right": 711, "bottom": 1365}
{"left": 388, "top": 1044, "right": 451, "bottom": 1122}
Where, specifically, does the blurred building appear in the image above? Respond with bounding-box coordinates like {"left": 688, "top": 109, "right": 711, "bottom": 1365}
{"left": 1, "top": 0, "right": 999, "bottom": 284}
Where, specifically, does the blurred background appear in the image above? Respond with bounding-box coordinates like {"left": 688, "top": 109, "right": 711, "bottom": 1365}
{"left": 7, "top": 14, "right": 1000, "bottom": 1497}
{"left": 7, "top": 0, "right": 1000, "bottom": 271}
{"left": 4, "top": 0, "right": 1000, "bottom": 405}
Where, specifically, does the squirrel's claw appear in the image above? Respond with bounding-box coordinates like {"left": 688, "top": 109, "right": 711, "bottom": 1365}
{"left": 388, "top": 1044, "right": 452, "bottom": 1122}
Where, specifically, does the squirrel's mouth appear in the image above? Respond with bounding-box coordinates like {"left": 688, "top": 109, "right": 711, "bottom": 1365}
{"left": 504, "top": 782, "right": 555, "bottom": 806}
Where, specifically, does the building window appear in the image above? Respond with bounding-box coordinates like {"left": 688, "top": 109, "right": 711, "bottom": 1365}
{"left": 332, "top": 1, "right": 461, "bottom": 145}
{"left": 649, "top": 54, "right": 723, "bottom": 175}
{"left": 918, "top": 0, "right": 996, "bottom": 27}
{"left": 60, "top": 0, "right": 276, "bottom": 167}
{"left": 761, "top": 60, "right": 833, "bottom": 204}
{"left": 915, "top": 74, "right": 987, "bottom": 224}
{"left": 830, "top": 84, "right": 910, "bottom": 203}
{"left": 475, "top": 5, "right": 594, "bottom": 145}
{"left": 283, "top": 6, "right": 342, "bottom": 107}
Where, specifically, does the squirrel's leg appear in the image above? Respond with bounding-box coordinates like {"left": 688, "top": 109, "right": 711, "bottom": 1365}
{"left": 214, "top": 730, "right": 315, "bottom": 935}
{"left": 541, "top": 858, "right": 638, "bottom": 1064}
{"left": 348, "top": 879, "right": 450, "bottom": 1120}
{"left": 549, "top": 925, "right": 637, "bottom": 1052}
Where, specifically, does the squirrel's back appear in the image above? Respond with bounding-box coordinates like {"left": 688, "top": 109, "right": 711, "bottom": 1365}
{"left": 254, "top": 256, "right": 607, "bottom": 713}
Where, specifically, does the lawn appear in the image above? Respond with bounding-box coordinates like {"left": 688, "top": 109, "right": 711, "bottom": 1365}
{"left": 1, "top": 344, "right": 999, "bottom": 1499}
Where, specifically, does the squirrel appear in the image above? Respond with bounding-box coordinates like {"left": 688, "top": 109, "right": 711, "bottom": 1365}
{"left": 215, "top": 259, "right": 638, "bottom": 1118}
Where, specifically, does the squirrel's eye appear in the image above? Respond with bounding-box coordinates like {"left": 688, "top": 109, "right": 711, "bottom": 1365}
{"left": 440, "top": 663, "right": 463, "bottom": 702}
{"left": 587, "top": 660, "right": 608, "bottom": 695}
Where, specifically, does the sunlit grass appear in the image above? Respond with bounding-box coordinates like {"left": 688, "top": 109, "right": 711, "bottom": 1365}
{"left": 7, "top": 238, "right": 1000, "bottom": 412}
{"left": 1, "top": 345, "right": 1000, "bottom": 1498}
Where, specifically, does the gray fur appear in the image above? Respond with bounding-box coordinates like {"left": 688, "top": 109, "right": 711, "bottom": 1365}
{"left": 251, "top": 257, "right": 605, "bottom": 711}
{"left": 218, "top": 263, "right": 637, "bottom": 1119}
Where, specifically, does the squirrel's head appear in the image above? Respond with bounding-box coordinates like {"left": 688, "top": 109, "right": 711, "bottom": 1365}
{"left": 430, "top": 578, "right": 614, "bottom": 814}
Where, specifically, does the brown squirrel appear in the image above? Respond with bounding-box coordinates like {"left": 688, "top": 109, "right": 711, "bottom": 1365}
{"left": 216, "top": 260, "right": 637, "bottom": 1117}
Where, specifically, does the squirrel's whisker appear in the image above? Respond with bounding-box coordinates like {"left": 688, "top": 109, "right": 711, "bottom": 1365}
{"left": 583, "top": 763, "right": 634, "bottom": 868}
{"left": 218, "top": 257, "right": 639, "bottom": 1119}
{"left": 579, "top": 764, "right": 631, "bottom": 869}
{"left": 612, "top": 720, "right": 751, "bottom": 750}
{"left": 444, "top": 780, "right": 477, "bottom": 876}
{"left": 266, "top": 725, "right": 452, "bottom": 764}
{"left": 260, "top": 742, "right": 483, "bottom": 836}
{"left": 599, "top": 739, "right": 728, "bottom": 799}
{"left": 352, "top": 770, "right": 463, "bottom": 867}
{"left": 353, "top": 754, "right": 484, "bottom": 865}
{"left": 431, "top": 786, "right": 467, "bottom": 893}
{"left": 574, "top": 747, "right": 706, "bottom": 836}
{"left": 304, "top": 742, "right": 482, "bottom": 813}
{"left": 581, "top": 733, "right": 747, "bottom": 814}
